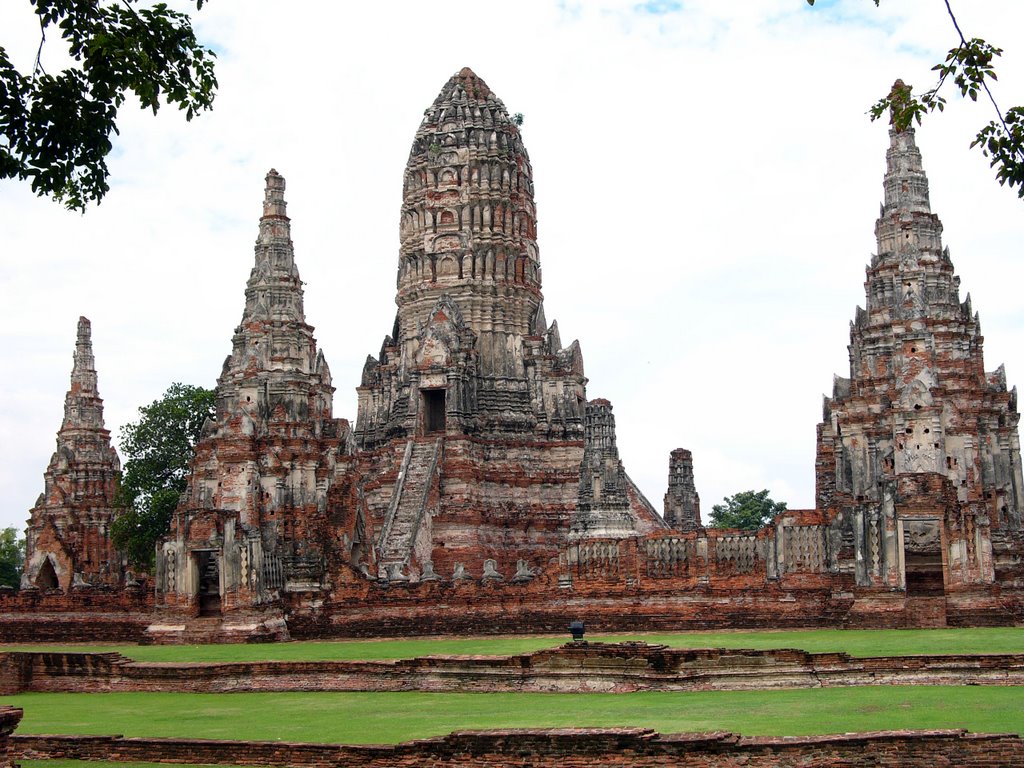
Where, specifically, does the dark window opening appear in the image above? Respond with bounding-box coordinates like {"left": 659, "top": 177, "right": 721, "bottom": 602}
{"left": 196, "top": 551, "right": 221, "bottom": 617}
{"left": 422, "top": 389, "right": 446, "bottom": 434}
{"left": 903, "top": 522, "right": 944, "bottom": 597}
{"left": 36, "top": 558, "right": 59, "bottom": 590}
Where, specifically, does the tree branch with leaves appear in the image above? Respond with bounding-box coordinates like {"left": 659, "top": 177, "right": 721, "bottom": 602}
{"left": 809, "top": 0, "right": 1024, "bottom": 198}
{"left": 112, "top": 383, "right": 215, "bottom": 570}
{"left": 708, "top": 490, "right": 787, "bottom": 532}
{"left": 0, "top": 0, "right": 217, "bottom": 211}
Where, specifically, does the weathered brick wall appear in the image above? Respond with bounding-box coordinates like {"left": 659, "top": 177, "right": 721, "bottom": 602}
{"left": 0, "top": 707, "right": 21, "bottom": 768}
{"left": 286, "top": 572, "right": 855, "bottom": 638}
{"left": 7, "top": 644, "right": 1024, "bottom": 695}
{"left": 1, "top": 577, "right": 1019, "bottom": 641}
{"left": 12, "top": 728, "right": 1024, "bottom": 767}
{"left": 0, "top": 587, "right": 152, "bottom": 643}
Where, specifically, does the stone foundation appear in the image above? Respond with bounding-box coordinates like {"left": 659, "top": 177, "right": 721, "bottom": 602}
{"left": 0, "top": 708, "right": 21, "bottom": 768}
{"left": 5, "top": 642, "right": 1024, "bottom": 695}
{"left": 0, "top": 587, "right": 152, "bottom": 643}
{"left": 2, "top": 577, "right": 1020, "bottom": 644}
{"left": 12, "top": 728, "right": 1024, "bottom": 767}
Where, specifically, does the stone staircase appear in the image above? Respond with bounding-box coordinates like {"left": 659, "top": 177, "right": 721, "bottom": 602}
{"left": 376, "top": 438, "right": 443, "bottom": 580}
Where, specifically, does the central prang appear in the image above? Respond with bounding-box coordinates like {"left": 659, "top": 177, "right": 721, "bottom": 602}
{"left": 356, "top": 67, "right": 583, "bottom": 447}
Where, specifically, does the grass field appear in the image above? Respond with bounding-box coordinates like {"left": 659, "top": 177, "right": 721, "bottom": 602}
{"left": 2, "top": 626, "right": 1022, "bottom": 662}
{"left": 4, "top": 686, "right": 1024, "bottom": 743}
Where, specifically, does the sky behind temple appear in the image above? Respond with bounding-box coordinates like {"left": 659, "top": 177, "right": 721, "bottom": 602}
{"left": 2, "top": 0, "right": 1023, "bottom": 531}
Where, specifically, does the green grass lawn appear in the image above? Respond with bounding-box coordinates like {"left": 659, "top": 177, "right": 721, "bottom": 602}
{"left": 2, "top": 626, "right": 1022, "bottom": 662}
{"left": 3, "top": 687, "right": 1024, "bottom": 743}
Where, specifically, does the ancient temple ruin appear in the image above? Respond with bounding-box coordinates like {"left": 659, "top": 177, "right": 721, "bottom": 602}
{"left": 815, "top": 126, "right": 1024, "bottom": 597}
{"left": 145, "top": 68, "right": 667, "bottom": 637}
{"left": 22, "top": 317, "right": 123, "bottom": 591}
{"left": 151, "top": 170, "right": 355, "bottom": 639}
{"left": 11, "top": 72, "right": 1024, "bottom": 642}
{"left": 354, "top": 68, "right": 666, "bottom": 581}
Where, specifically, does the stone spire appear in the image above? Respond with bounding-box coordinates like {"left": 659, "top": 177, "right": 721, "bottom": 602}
{"left": 396, "top": 66, "right": 542, "bottom": 363}
{"left": 664, "top": 448, "right": 701, "bottom": 532}
{"left": 62, "top": 317, "right": 105, "bottom": 433}
{"left": 154, "top": 171, "right": 351, "bottom": 633}
{"left": 572, "top": 399, "right": 637, "bottom": 540}
{"left": 213, "top": 169, "right": 332, "bottom": 428}
{"left": 23, "top": 317, "right": 122, "bottom": 590}
{"left": 815, "top": 124, "right": 1024, "bottom": 589}
{"left": 243, "top": 169, "right": 305, "bottom": 328}
{"left": 873, "top": 123, "right": 944, "bottom": 270}
{"left": 357, "top": 68, "right": 587, "bottom": 446}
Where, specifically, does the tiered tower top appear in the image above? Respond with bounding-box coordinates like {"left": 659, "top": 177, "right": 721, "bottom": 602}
{"left": 817, "top": 124, "right": 1023, "bottom": 532}
{"left": 213, "top": 170, "right": 334, "bottom": 430}
{"left": 61, "top": 317, "right": 108, "bottom": 437}
{"left": 396, "top": 68, "right": 542, "bottom": 350}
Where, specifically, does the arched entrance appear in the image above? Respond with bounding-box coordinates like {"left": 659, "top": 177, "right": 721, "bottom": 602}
{"left": 36, "top": 557, "right": 59, "bottom": 590}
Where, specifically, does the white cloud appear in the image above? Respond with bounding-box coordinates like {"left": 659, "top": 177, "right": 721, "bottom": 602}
{"left": 2, "top": 0, "right": 1023, "bottom": 530}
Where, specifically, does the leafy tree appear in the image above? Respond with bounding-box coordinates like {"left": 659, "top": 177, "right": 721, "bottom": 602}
{"left": 112, "top": 382, "right": 215, "bottom": 570}
{"left": 808, "top": 0, "right": 1024, "bottom": 199}
{"left": 0, "top": 527, "right": 26, "bottom": 588}
{"left": 1, "top": 1, "right": 217, "bottom": 211}
{"left": 708, "top": 490, "right": 787, "bottom": 532}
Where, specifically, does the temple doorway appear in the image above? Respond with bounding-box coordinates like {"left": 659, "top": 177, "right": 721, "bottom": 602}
{"left": 36, "top": 557, "right": 59, "bottom": 590}
{"left": 902, "top": 520, "right": 945, "bottom": 596}
{"left": 196, "top": 551, "right": 222, "bottom": 616}
{"left": 422, "top": 389, "right": 446, "bottom": 434}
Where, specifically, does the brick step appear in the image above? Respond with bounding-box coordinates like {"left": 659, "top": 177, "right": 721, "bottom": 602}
{"left": 903, "top": 597, "right": 947, "bottom": 628}
{"left": 144, "top": 614, "right": 290, "bottom": 645}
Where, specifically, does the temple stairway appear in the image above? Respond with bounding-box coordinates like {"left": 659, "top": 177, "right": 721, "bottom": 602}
{"left": 376, "top": 437, "right": 443, "bottom": 580}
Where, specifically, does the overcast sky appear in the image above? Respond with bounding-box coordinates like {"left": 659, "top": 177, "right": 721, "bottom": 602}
{"left": 2, "top": 0, "right": 1022, "bottom": 532}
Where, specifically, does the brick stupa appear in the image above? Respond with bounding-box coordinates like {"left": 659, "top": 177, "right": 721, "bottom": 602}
{"left": 816, "top": 126, "right": 1024, "bottom": 595}
{"left": 22, "top": 317, "right": 123, "bottom": 591}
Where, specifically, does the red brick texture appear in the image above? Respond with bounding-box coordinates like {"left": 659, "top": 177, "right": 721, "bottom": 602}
{"left": 0, "top": 707, "right": 21, "bottom": 768}
{"left": 12, "top": 728, "right": 1024, "bottom": 767}
{"left": 0, "top": 587, "right": 152, "bottom": 643}
{"left": 5, "top": 643, "right": 1024, "bottom": 695}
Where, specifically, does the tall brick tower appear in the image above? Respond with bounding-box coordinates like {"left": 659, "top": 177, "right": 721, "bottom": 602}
{"left": 355, "top": 69, "right": 665, "bottom": 581}
{"left": 23, "top": 317, "right": 123, "bottom": 590}
{"left": 153, "top": 171, "right": 354, "bottom": 637}
{"left": 356, "top": 67, "right": 585, "bottom": 446}
{"left": 816, "top": 124, "right": 1024, "bottom": 593}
